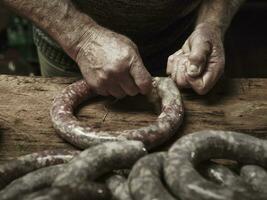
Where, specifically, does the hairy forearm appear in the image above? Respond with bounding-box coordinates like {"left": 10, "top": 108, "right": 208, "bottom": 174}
{"left": 196, "top": 0, "right": 246, "bottom": 34}
{"left": 2, "top": 0, "right": 97, "bottom": 59}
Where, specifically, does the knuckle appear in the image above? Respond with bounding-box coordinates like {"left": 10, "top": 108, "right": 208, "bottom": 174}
{"left": 137, "top": 80, "right": 146, "bottom": 89}
{"left": 195, "top": 83, "right": 210, "bottom": 95}
{"left": 105, "top": 67, "right": 114, "bottom": 75}
{"left": 105, "top": 65, "right": 125, "bottom": 75}
{"left": 196, "top": 88, "right": 208, "bottom": 95}
{"left": 125, "top": 38, "right": 138, "bottom": 49}
{"left": 168, "top": 55, "right": 175, "bottom": 63}
{"left": 190, "top": 54, "right": 206, "bottom": 63}
{"left": 138, "top": 79, "right": 152, "bottom": 92}
{"left": 203, "top": 41, "right": 211, "bottom": 51}
{"left": 132, "top": 55, "right": 144, "bottom": 68}
{"left": 120, "top": 45, "right": 136, "bottom": 60}
{"left": 120, "top": 48, "right": 131, "bottom": 59}
{"left": 98, "top": 73, "right": 108, "bottom": 82}
{"left": 96, "top": 75, "right": 109, "bottom": 87}
{"left": 176, "top": 79, "right": 187, "bottom": 88}
{"left": 117, "top": 65, "right": 128, "bottom": 74}
{"left": 84, "top": 78, "right": 98, "bottom": 90}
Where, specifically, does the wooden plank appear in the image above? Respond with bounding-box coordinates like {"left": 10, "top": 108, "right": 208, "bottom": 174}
{"left": 0, "top": 75, "right": 266, "bottom": 163}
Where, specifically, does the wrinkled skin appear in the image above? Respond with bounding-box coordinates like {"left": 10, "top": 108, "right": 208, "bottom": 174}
{"left": 3, "top": 0, "right": 244, "bottom": 96}
{"left": 167, "top": 23, "right": 225, "bottom": 95}
{"left": 76, "top": 22, "right": 224, "bottom": 97}
{"left": 75, "top": 26, "right": 152, "bottom": 98}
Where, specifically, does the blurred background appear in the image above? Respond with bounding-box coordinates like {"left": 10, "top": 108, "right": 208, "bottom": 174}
{"left": 0, "top": 2, "right": 38, "bottom": 76}
{"left": 0, "top": 0, "right": 266, "bottom": 77}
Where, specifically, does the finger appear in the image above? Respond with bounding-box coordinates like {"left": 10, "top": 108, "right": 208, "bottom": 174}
{"left": 167, "top": 50, "right": 183, "bottom": 78}
{"left": 171, "top": 49, "right": 185, "bottom": 81}
{"left": 175, "top": 56, "right": 190, "bottom": 88}
{"left": 166, "top": 49, "right": 183, "bottom": 76}
{"left": 187, "top": 38, "right": 211, "bottom": 77}
{"left": 166, "top": 54, "right": 175, "bottom": 75}
{"left": 91, "top": 72, "right": 110, "bottom": 96}
{"left": 119, "top": 73, "right": 139, "bottom": 96}
{"left": 130, "top": 56, "right": 152, "bottom": 95}
{"left": 82, "top": 72, "right": 109, "bottom": 95}
{"left": 186, "top": 60, "right": 224, "bottom": 95}
{"left": 81, "top": 69, "right": 97, "bottom": 87}
{"left": 171, "top": 62, "right": 178, "bottom": 81}
{"left": 95, "top": 87, "right": 109, "bottom": 96}
{"left": 182, "top": 40, "right": 190, "bottom": 54}
{"left": 107, "top": 84, "right": 126, "bottom": 99}
{"left": 86, "top": 81, "right": 109, "bottom": 96}
{"left": 88, "top": 69, "right": 126, "bottom": 98}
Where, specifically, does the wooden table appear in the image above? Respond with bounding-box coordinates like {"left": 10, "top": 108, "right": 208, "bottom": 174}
{"left": 0, "top": 75, "right": 266, "bottom": 163}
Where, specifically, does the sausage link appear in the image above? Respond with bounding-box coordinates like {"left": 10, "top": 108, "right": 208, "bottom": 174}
{"left": 164, "top": 130, "right": 267, "bottom": 200}
{"left": 21, "top": 182, "right": 110, "bottom": 200}
{"left": 0, "top": 164, "right": 65, "bottom": 200}
{"left": 0, "top": 150, "right": 78, "bottom": 189}
{"left": 53, "top": 141, "right": 147, "bottom": 187}
{"left": 129, "top": 152, "right": 176, "bottom": 200}
{"left": 50, "top": 77, "right": 184, "bottom": 149}
{"left": 106, "top": 175, "right": 132, "bottom": 200}
{"left": 241, "top": 165, "right": 267, "bottom": 193}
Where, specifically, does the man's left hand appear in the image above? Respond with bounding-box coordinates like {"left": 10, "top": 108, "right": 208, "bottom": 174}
{"left": 167, "top": 23, "right": 225, "bottom": 95}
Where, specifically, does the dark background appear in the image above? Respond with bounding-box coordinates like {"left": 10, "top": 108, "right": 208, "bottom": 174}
{"left": 225, "top": 0, "right": 267, "bottom": 78}
{"left": 0, "top": 0, "right": 266, "bottom": 78}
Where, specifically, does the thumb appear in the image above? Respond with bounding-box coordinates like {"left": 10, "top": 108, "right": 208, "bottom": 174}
{"left": 187, "top": 38, "right": 211, "bottom": 77}
{"left": 130, "top": 56, "right": 152, "bottom": 95}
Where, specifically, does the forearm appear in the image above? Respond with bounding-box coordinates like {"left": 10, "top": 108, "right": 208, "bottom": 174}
{"left": 2, "top": 0, "right": 97, "bottom": 59}
{"left": 196, "top": 0, "right": 246, "bottom": 34}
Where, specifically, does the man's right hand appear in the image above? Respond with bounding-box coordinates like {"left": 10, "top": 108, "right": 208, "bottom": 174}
{"left": 74, "top": 26, "right": 152, "bottom": 98}
{"left": 2, "top": 0, "right": 151, "bottom": 98}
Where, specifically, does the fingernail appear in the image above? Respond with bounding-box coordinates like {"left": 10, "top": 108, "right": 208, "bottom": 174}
{"left": 187, "top": 65, "right": 200, "bottom": 77}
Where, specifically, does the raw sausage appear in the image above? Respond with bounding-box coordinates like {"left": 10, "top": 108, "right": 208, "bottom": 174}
{"left": 50, "top": 77, "right": 184, "bottom": 149}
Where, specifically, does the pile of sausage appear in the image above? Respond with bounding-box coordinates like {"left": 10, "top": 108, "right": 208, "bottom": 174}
{"left": 0, "top": 78, "right": 267, "bottom": 199}
{"left": 0, "top": 141, "right": 146, "bottom": 199}
{"left": 130, "top": 130, "right": 267, "bottom": 200}
{"left": 1, "top": 131, "right": 267, "bottom": 200}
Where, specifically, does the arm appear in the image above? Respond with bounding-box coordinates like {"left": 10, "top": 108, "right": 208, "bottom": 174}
{"left": 3, "top": 0, "right": 152, "bottom": 97}
{"left": 167, "top": 0, "right": 245, "bottom": 94}
{"left": 196, "top": 0, "right": 246, "bottom": 35}
{"left": 2, "top": 0, "right": 95, "bottom": 59}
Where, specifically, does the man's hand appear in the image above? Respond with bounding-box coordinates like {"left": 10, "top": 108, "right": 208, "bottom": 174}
{"left": 167, "top": 23, "right": 225, "bottom": 95}
{"left": 2, "top": 0, "right": 152, "bottom": 99}
{"left": 76, "top": 26, "right": 152, "bottom": 98}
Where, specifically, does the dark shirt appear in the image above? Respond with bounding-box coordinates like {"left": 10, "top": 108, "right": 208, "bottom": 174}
{"left": 73, "top": 0, "right": 201, "bottom": 56}
{"left": 34, "top": 0, "right": 201, "bottom": 75}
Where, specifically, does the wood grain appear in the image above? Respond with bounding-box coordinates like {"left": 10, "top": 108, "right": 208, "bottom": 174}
{"left": 0, "top": 75, "right": 266, "bottom": 163}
